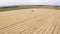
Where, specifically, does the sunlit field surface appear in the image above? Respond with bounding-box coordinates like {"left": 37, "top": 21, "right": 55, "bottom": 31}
{"left": 0, "top": 6, "right": 60, "bottom": 34}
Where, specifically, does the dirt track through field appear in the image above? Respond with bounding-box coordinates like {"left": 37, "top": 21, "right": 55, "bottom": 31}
{"left": 0, "top": 8, "right": 60, "bottom": 34}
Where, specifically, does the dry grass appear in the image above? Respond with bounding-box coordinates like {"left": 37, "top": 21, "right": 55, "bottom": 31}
{"left": 0, "top": 8, "right": 60, "bottom": 34}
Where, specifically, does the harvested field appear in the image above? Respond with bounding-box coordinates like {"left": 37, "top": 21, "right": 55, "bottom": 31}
{"left": 0, "top": 8, "right": 60, "bottom": 34}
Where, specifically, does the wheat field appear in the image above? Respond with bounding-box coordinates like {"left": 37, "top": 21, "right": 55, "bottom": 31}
{"left": 0, "top": 8, "right": 60, "bottom": 34}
